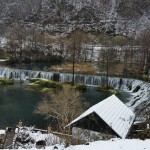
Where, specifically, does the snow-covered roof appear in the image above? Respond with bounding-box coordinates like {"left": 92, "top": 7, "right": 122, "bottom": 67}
{"left": 0, "top": 130, "right": 5, "bottom": 135}
{"left": 67, "top": 95, "right": 135, "bottom": 139}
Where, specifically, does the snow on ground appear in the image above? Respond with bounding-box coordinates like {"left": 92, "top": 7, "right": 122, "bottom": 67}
{"left": 14, "top": 127, "right": 62, "bottom": 149}
{"left": 0, "top": 59, "right": 8, "bottom": 62}
{"left": 0, "top": 129, "right": 5, "bottom": 135}
{"left": 30, "top": 139, "right": 150, "bottom": 150}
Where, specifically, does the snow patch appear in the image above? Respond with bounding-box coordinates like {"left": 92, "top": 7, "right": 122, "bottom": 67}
{"left": 0, "top": 129, "right": 5, "bottom": 135}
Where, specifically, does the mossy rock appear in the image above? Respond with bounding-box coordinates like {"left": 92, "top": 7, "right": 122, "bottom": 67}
{"left": 131, "top": 98, "right": 140, "bottom": 106}
{"left": 108, "top": 89, "right": 120, "bottom": 95}
{"left": 35, "top": 80, "right": 48, "bottom": 87}
{"left": 96, "top": 86, "right": 120, "bottom": 95}
{"left": 28, "top": 83, "right": 42, "bottom": 90}
{"left": 0, "top": 78, "right": 14, "bottom": 85}
{"left": 29, "top": 78, "right": 41, "bottom": 83}
{"left": 40, "top": 88, "right": 53, "bottom": 93}
{"left": 128, "top": 84, "right": 132, "bottom": 91}
{"left": 133, "top": 85, "right": 141, "bottom": 93}
{"left": 28, "top": 78, "right": 62, "bottom": 92}
{"left": 46, "top": 81, "right": 62, "bottom": 89}
{"left": 75, "top": 84, "right": 87, "bottom": 91}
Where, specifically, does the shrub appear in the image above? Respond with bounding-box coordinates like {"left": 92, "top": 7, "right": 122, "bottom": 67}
{"left": 35, "top": 80, "right": 48, "bottom": 87}
{"left": 96, "top": 86, "right": 120, "bottom": 95}
{"left": 29, "top": 78, "right": 41, "bottom": 83}
{"left": 0, "top": 78, "right": 14, "bottom": 85}
{"left": 128, "top": 84, "right": 132, "bottom": 91}
{"left": 75, "top": 84, "right": 87, "bottom": 91}
{"left": 96, "top": 86, "right": 112, "bottom": 92}
{"left": 28, "top": 78, "right": 62, "bottom": 92}
{"left": 133, "top": 85, "right": 141, "bottom": 93}
{"left": 108, "top": 89, "right": 120, "bottom": 95}
{"left": 142, "top": 74, "right": 149, "bottom": 81}
{"left": 46, "top": 81, "right": 62, "bottom": 89}
{"left": 28, "top": 83, "right": 41, "bottom": 90}
{"left": 63, "top": 81, "right": 72, "bottom": 85}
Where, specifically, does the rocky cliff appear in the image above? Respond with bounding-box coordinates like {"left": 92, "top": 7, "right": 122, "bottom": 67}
{"left": 0, "top": 0, "right": 150, "bottom": 37}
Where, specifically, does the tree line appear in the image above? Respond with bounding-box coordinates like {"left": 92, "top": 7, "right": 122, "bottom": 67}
{"left": 0, "top": 24, "right": 149, "bottom": 79}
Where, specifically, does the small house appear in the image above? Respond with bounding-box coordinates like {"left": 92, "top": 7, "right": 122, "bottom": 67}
{"left": 67, "top": 95, "right": 135, "bottom": 140}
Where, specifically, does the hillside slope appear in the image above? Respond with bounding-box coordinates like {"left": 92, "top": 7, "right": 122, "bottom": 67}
{"left": 0, "top": 0, "right": 149, "bottom": 36}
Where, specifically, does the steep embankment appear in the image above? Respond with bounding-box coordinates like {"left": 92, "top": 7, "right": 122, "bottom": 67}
{"left": 0, "top": 0, "right": 149, "bottom": 36}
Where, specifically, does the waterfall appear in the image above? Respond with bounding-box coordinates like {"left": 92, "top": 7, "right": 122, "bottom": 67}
{"left": 0, "top": 67, "right": 112, "bottom": 86}
{"left": 0, "top": 67, "right": 137, "bottom": 88}
{"left": 0, "top": 67, "right": 41, "bottom": 80}
{"left": 0, "top": 66, "right": 150, "bottom": 109}
{"left": 59, "top": 73, "right": 104, "bottom": 86}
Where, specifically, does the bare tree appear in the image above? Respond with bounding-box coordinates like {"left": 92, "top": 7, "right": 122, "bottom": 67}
{"left": 139, "top": 29, "right": 150, "bottom": 75}
{"left": 99, "top": 45, "right": 117, "bottom": 88}
{"left": 35, "top": 88, "right": 88, "bottom": 134}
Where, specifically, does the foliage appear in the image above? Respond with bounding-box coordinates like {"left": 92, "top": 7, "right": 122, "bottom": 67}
{"left": 29, "top": 78, "right": 88, "bottom": 93}
{"left": 112, "top": 35, "right": 128, "bottom": 46}
{"left": 0, "top": 78, "right": 14, "bottom": 85}
{"left": 28, "top": 78, "right": 62, "bottom": 92}
{"left": 108, "top": 89, "right": 120, "bottom": 95}
{"left": 133, "top": 85, "right": 141, "bottom": 93}
{"left": 34, "top": 88, "right": 89, "bottom": 134}
{"left": 142, "top": 74, "right": 149, "bottom": 81}
{"left": 74, "top": 84, "right": 87, "bottom": 91}
{"left": 128, "top": 84, "right": 132, "bottom": 91}
{"left": 29, "top": 78, "right": 41, "bottom": 83}
{"left": 96, "top": 86, "right": 120, "bottom": 95}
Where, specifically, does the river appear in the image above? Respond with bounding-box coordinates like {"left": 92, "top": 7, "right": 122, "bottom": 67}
{"left": 0, "top": 80, "right": 132, "bottom": 129}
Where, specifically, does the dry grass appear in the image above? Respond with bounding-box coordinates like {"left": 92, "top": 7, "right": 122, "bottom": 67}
{"left": 49, "top": 62, "right": 98, "bottom": 74}
{"left": 109, "top": 64, "right": 124, "bottom": 75}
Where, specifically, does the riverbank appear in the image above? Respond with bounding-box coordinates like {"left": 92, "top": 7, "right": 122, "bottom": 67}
{"left": 0, "top": 66, "right": 149, "bottom": 111}
{"left": 0, "top": 78, "right": 14, "bottom": 85}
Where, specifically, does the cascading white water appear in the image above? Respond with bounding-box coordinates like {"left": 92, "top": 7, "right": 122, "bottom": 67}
{"left": 59, "top": 73, "right": 104, "bottom": 86}
{"left": 0, "top": 67, "right": 42, "bottom": 80}
{"left": 0, "top": 67, "right": 140, "bottom": 88}
{"left": 0, "top": 67, "right": 149, "bottom": 109}
{"left": 0, "top": 67, "right": 117, "bottom": 87}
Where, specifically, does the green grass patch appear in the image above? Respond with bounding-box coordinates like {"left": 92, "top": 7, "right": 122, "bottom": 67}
{"left": 28, "top": 78, "right": 62, "bottom": 92}
{"left": 96, "top": 86, "right": 120, "bottom": 95}
{"left": 133, "top": 85, "right": 141, "bottom": 93}
{"left": 29, "top": 78, "right": 88, "bottom": 92}
{"left": 108, "top": 89, "right": 120, "bottom": 95}
{"left": 29, "top": 78, "right": 41, "bottom": 83}
{"left": 0, "top": 78, "right": 14, "bottom": 85}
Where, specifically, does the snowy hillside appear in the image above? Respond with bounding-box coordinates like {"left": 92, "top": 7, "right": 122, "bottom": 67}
{"left": 0, "top": 0, "right": 149, "bottom": 37}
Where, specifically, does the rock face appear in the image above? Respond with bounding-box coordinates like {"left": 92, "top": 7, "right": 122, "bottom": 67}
{"left": 0, "top": 0, "right": 150, "bottom": 36}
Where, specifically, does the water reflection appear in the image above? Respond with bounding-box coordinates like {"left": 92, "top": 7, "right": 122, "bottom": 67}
{"left": 0, "top": 82, "right": 131, "bottom": 128}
